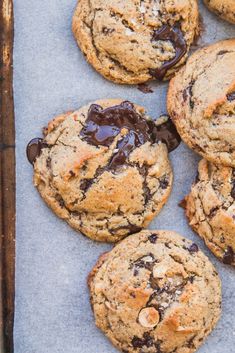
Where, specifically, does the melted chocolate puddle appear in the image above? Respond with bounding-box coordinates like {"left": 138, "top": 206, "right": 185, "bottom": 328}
{"left": 26, "top": 102, "right": 181, "bottom": 167}
{"left": 80, "top": 101, "right": 180, "bottom": 169}
{"left": 26, "top": 138, "right": 47, "bottom": 164}
{"left": 149, "top": 24, "right": 187, "bottom": 80}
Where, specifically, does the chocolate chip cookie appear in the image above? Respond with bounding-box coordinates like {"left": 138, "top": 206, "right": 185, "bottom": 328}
{"left": 72, "top": 0, "right": 199, "bottom": 84}
{"left": 27, "top": 99, "right": 180, "bottom": 242}
{"left": 204, "top": 0, "right": 235, "bottom": 24}
{"left": 88, "top": 230, "right": 221, "bottom": 353}
{"left": 167, "top": 39, "right": 235, "bottom": 167}
{"left": 185, "top": 159, "right": 235, "bottom": 266}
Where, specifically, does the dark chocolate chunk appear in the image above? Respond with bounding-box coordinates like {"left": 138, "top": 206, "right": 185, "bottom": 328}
{"left": 132, "top": 253, "right": 155, "bottom": 271}
{"left": 231, "top": 183, "right": 235, "bottom": 199}
{"left": 132, "top": 333, "right": 155, "bottom": 349}
{"left": 148, "top": 233, "right": 158, "bottom": 243}
{"left": 182, "top": 80, "right": 196, "bottom": 109}
{"left": 80, "top": 178, "right": 93, "bottom": 192}
{"left": 46, "top": 157, "right": 51, "bottom": 168}
{"left": 227, "top": 92, "right": 235, "bottom": 102}
{"left": 159, "top": 176, "right": 169, "bottom": 189}
{"left": 154, "top": 116, "right": 181, "bottom": 152}
{"left": 188, "top": 81, "right": 195, "bottom": 109}
{"left": 182, "top": 88, "right": 188, "bottom": 102}
{"left": 26, "top": 138, "right": 47, "bottom": 164}
{"left": 209, "top": 206, "right": 219, "bottom": 218}
{"left": 223, "top": 246, "right": 234, "bottom": 265}
{"left": 189, "top": 276, "right": 195, "bottom": 284}
{"left": 187, "top": 335, "right": 197, "bottom": 349}
{"left": 188, "top": 243, "right": 199, "bottom": 254}
{"left": 143, "top": 333, "right": 155, "bottom": 348}
{"left": 68, "top": 170, "right": 76, "bottom": 178}
{"left": 137, "top": 83, "right": 154, "bottom": 94}
{"left": 133, "top": 268, "right": 139, "bottom": 276}
{"left": 132, "top": 336, "right": 144, "bottom": 348}
{"left": 149, "top": 24, "right": 187, "bottom": 80}
{"left": 55, "top": 194, "right": 65, "bottom": 208}
{"left": 138, "top": 165, "right": 152, "bottom": 205}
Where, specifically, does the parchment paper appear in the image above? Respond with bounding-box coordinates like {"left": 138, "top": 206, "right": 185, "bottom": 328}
{"left": 13, "top": 1, "right": 235, "bottom": 352}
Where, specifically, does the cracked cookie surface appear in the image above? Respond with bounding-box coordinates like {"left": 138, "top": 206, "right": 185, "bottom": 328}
{"left": 185, "top": 159, "right": 235, "bottom": 266}
{"left": 88, "top": 230, "right": 221, "bottom": 353}
{"left": 30, "top": 99, "right": 174, "bottom": 242}
{"left": 72, "top": 0, "right": 199, "bottom": 84}
{"left": 167, "top": 39, "right": 235, "bottom": 167}
{"left": 204, "top": 0, "right": 235, "bottom": 24}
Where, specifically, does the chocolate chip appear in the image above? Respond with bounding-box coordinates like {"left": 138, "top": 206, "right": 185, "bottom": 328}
{"left": 209, "top": 206, "right": 219, "bottom": 218}
{"left": 55, "top": 194, "right": 65, "bottom": 208}
{"left": 189, "top": 276, "right": 195, "bottom": 283}
{"left": 153, "top": 116, "right": 181, "bottom": 152}
{"left": 223, "top": 246, "right": 234, "bottom": 265}
{"left": 138, "top": 165, "right": 152, "bottom": 205}
{"left": 183, "top": 80, "right": 196, "bottom": 109}
{"left": 133, "top": 269, "right": 139, "bottom": 276}
{"left": 182, "top": 88, "right": 188, "bottom": 102}
{"left": 26, "top": 138, "right": 48, "bottom": 164}
{"left": 227, "top": 92, "right": 235, "bottom": 102}
{"left": 149, "top": 24, "right": 187, "bottom": 80}
{"left": 80, "top": 178, "right": 93, "bottom": 192}
{"left": 46, "top": 157, "right": 51, "bottom": 168}
{"left": 132, "top": 253, "right": 155, "bottom": 271}
{"left": 148, "top": 233, "right": 158, "bottom": 243}
{"left": 190, "top": 100, "right": 194, "bottom": 109}
{"left": 188, "top": 243, "right": 199, "bottom": 254}
{"left": 132, "top": 336, "right": 144, "bottom": 348}
{"left": 159, "top": 177, "right": 169, "bottom": 189}
{"left": 187, "top": 335, "right": 196, "bottom": 349}
{"left": 69, "top": 170, "right": 76, "bottom": 178}
{"left": 137, "top": 83, "right": 153, "bottom": 94}
{"left": 143, "top": 333, "right": 154, "bottom": 348}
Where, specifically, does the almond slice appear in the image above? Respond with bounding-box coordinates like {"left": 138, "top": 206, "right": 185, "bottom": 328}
{"left": 138, "top": 307, "right": 160, "bottom": 328}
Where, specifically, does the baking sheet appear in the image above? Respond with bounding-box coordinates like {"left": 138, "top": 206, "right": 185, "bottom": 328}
{"left": 13, "top": 1, "right": 235, "bottom": 352}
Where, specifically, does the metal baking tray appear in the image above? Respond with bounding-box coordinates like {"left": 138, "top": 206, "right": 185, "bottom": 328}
{"left": 1, "top": 0, "right": 235, "bottom": 352}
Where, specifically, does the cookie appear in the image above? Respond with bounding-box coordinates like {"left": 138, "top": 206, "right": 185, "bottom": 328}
{"left": 88, "top": 230, "right": 221, "bottom": 353}
{"left": 167, "top": 39, "right": 235, "bottom": 167}
{"left": 185, "top": 159, "right": 235, "bottom": 266}
{"left": 27, "top": 99, "right": 180, "bottom": 242}
{"left": 72, "top": 0, "right": 199, "bottom": 84}
{"left": 204, "top": 0, "right": 235, "bottom": 24}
